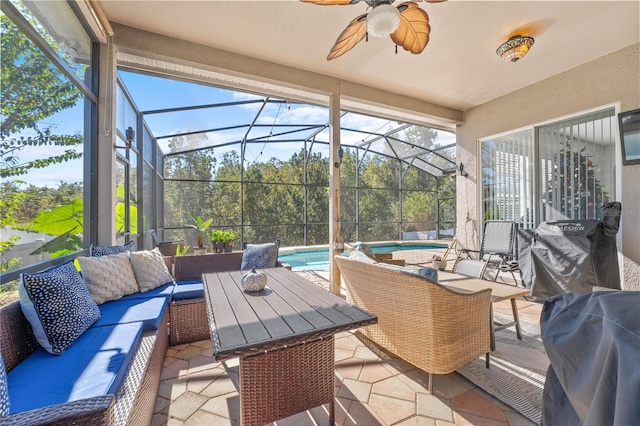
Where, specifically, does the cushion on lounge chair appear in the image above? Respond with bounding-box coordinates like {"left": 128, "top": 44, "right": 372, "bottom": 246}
{"left": 7, "top": 322, "right": 143, "bottom": 415}
{"left": 379, "top": 262, "right": 439, "bottom": 282}
{"left": 19, "top": 260, "right": 102, "bottom": 355}
{"left": 172, "top": 280, "right": 204, "bottom": 300}
{"left": 348, "top": 249, "right": 438, "bottom": 281}
{"left": 91, "top": 297, "right": 167, "bottom": 332}
{"left": 241, "top": 240, "right": 281, "bottom": 270}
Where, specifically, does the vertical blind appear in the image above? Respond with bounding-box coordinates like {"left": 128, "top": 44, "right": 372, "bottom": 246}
{"left": 480, "top": 108, "right": 617, "bottom": 231}
{"left": 481, "top": 130, "right": 534, "bottom": 228}
{"left": 538, "top": 108, "right": 616, "bottom": 221}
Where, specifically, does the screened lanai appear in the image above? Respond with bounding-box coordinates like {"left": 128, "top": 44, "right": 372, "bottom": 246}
{"left": 116, "top": 71, "right": 458, "bottom": 254}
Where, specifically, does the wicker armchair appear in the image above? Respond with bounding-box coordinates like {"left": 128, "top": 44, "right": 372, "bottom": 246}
{"left": 335, "top": 256, "right": 491, "bottom": 392}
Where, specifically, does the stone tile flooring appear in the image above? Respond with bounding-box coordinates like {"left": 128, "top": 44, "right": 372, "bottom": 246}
{"left": 153, "top": 263, "right": 543, "bottom": 425}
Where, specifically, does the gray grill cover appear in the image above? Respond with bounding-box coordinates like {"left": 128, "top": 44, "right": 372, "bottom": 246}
{"left": 526, "top": 202, "right": 621, "bottom": 299}
{"left": 541, "top": 291, "right": 640, "bottom": 425}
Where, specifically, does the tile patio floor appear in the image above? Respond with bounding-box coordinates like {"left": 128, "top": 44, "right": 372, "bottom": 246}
{"left": 153, "top": 256, "right": 543, "bottom": 426}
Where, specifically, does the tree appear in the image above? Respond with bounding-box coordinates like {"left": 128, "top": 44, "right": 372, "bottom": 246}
{"left": 0, "top": 15, "right": 84, "bottom": 178}
{"left": 0, "top": 182, "right": 25, "bottom": 273}
{"left": 1, "top": 13, "right": 87, "bottom": 276}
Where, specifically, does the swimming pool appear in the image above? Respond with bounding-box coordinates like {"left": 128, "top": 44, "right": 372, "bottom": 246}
{"left": 279, "top": 243, "right": 447, "bottom": 271}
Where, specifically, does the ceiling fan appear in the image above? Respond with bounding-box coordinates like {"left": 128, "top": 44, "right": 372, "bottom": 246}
{"left": 300, "top": 0, "right": 446, "bottom": 60}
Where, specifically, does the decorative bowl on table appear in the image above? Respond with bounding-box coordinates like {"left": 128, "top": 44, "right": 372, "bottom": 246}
{"left": 241, "top": 268, "right": 267, "bottom": 292}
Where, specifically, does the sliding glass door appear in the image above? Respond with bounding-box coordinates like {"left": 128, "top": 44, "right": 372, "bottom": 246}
{"left": 538, "top": 108, "right": 616, "bottom": 221}
{"left": 481, "top": 131, "right": 534, "bottom": 228}
{"left": 481, "top": 107, "right": 617, "bottom": 229}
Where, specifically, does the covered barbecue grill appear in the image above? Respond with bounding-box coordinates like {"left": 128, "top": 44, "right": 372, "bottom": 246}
{"left": 520, "top": 202, "right": 621, "bottom": 299}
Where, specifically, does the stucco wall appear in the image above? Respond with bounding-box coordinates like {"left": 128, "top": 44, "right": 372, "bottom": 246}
{"left": 456, "top": 43, "right": 640, "bottom": 289}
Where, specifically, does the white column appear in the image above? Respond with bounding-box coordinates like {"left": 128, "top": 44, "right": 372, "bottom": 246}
{"left": 329, "top": 85, "right": 342, "bottom": 295}
{"left": 96, "top": 38, "right": 117, "bottom": 245}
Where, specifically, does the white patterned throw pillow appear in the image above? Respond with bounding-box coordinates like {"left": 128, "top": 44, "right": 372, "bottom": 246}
{"left": 241, "top": 239, "right": 281, "bottom": 270}
{"left": 129, "top": 247, "right": 174, "bottom": 292}
{"left": 19, "top": 260, "right": 101, "bottom": 355}
{"left": 78, "top": 252, "right": 139, "bottom": 304}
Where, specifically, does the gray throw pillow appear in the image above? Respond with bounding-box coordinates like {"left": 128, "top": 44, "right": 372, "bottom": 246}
{"left": 377, "top": 261, "right": 439, "bottom": 282}
{"left": 19, "top": 260, "right": 102, "bottom": 355}
{"left": 89, "top": 240, "right": 134, "bottom": 257}
{"left": 241, "top": 240, "right": 281, "bottom": 270}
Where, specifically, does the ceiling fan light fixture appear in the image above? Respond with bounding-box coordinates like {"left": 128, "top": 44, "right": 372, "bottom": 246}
{"left": 496, "top": 35, "right": 535, "bottom": 62}
{"left": 366, "top": 3, "right": 400, "bottom": 37}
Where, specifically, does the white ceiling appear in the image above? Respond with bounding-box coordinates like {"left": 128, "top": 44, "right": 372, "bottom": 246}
{"left": 99, "top": 0, "right": 640, "bottom": 112}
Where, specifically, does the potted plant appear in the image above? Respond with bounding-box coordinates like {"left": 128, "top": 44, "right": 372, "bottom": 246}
{"left": 210, "top": 229, "right": 226, "bottom": 253}
{"left": 188, "top": 213, "right": 213, "bottom": 255}
{"left": 223, "top": 230, "right": 237, "bottom": 252}
{"left": 175, "top": 242, "right": 190, "bottom": 256}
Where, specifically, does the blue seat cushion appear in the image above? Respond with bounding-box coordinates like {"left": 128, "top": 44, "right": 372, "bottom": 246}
{"left": 8, "top": 322, "right": 143, "bottom": 415}
{"left": 118, "top": 283, "right": 174, "bottom": 303}
{"left": 91, "top": 297, "right": 167, "bottom": 332}
{"left": 172, "top": 280, "right": 204, "bottom": 301}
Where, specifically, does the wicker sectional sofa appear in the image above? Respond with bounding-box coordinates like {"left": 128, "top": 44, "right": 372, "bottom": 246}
{"left": 0, "top": 250, "right": 288, "bottom": 425}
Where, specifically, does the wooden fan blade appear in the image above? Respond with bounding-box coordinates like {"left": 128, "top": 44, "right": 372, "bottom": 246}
{"left": 327, "top": 14, "right": 367, "bottom": 61}
{"left": 300, "top": 0, "right": 361, "bottom": 5}
{"left": 390, "top": 2, "right": 430, "bottom": 54}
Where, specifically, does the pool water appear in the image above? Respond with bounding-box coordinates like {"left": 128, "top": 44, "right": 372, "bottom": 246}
{"left": 279, "top": 244, "right": 446, "bottom": 271}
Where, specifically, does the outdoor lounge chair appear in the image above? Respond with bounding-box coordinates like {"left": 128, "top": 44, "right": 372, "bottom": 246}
{"left": 452, "top": 221, "right": 519, "bottom": 284}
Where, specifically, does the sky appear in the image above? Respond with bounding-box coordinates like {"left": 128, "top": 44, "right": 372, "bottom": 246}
{"left": 5, "top": 70, "right": 456, "bottom": 188}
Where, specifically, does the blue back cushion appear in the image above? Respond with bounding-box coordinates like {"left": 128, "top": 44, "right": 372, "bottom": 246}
{"left": 19, "top": 261, "right": 101, "bottom": 355}
{"left": 8, "top": 322, "right": 142, "bottom": 414}
{"left": 241, "top": 239, "right": 280, "bottom": 270}
{"left": 89, "top": 241, "right": 134, "bottom": 257}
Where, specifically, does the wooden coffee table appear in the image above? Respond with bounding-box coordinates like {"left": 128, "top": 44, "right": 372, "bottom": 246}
{"left": 202, "top": 267, "right": 377, "bottom": 426}
{"left": 438, "top": 271, "right": 531, "bottom": 351}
